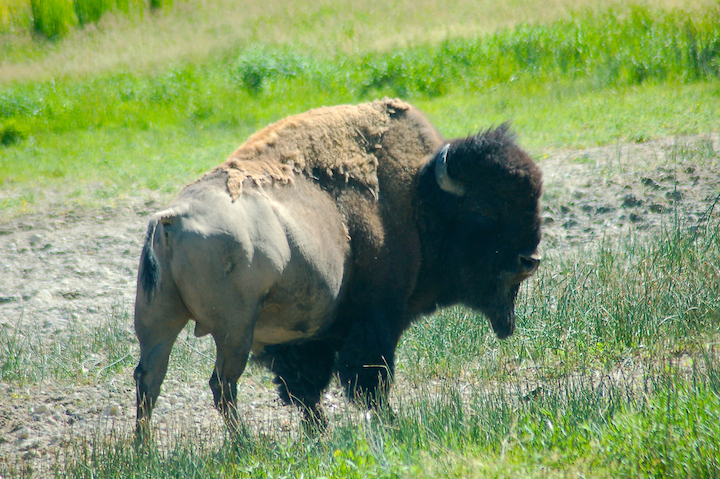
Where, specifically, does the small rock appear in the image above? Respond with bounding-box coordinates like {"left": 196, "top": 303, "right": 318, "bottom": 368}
{"left": 16, "top": 427, "right": 30, "bottom": 441}
{"left": 666, "top": 190, "right": 683, "bottom": 202}
{"left": 102, "top": 404, "right": 122, "bottom": 417}
{"left": 629, "top": 213, "right": 644, "bottom": 223}
{"left": 32, "top": 404, "right": 49, "bottom": 415}
{"left": 33, "top": 289, "right": 55, "bottom": 303}
{"left": 28, "top": 233, "right": 43, "bottom": 246}
{"left": 641, "top": 177, "right": 659, "bottom": 189}
{"left": 648, "top": 203, "right": 666, "bottom": 213}
{"left": 622, "top": 194, "right": 642, "bottom": 208}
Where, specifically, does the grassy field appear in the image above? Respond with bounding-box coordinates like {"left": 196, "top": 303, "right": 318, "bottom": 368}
{"left": 1, "top": 0, "right": 720, "bottom": 476}
{"left": 1, "top": 0, "right": 719, "bottom": 217}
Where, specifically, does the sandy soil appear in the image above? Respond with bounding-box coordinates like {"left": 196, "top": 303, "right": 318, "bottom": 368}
{"left": 0, "top": 133, "right": 718, "bottom": 475}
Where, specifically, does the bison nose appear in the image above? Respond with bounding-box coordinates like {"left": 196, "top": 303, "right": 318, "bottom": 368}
{"left": 518, "top": 252, "right": 541, "bottom": 276}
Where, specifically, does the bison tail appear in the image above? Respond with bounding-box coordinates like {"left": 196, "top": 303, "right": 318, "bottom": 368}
{"left": 139, "top": 219, "right": 162, "bottom": 303}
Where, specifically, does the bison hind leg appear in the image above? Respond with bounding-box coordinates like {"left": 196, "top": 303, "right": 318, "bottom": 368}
{"left": 259, "top": 340, "right": 336, "bottom": 430}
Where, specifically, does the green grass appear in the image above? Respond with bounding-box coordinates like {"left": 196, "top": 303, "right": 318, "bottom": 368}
{"left": 9, "top": 0, "right": 168, "bottom": 40}
{"left": 41, "top": 355, "right": 720, "bottom": 478}
{"left": 29, "top": 0, "right": 76, "bottom": 39}
{"left": 1, "top": 4, "right": 719, "bottom": 217}
{"left": 0, "top": 302, "right": 135, "bottom": 383}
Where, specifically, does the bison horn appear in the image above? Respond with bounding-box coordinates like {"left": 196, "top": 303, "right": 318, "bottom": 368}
{"left": 435, "top": 144, "right": 466, "bottom": 196}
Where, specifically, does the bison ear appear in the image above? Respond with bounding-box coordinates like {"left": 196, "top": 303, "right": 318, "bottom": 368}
{"left": 435, "top": 144, "right": 466, "bottom": 197}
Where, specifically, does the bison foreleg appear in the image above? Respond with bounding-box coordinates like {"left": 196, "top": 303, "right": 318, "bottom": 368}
{"left": 260, "top": 340, "right": 336, "bottom": 431}
{"left": 337, "top": 316, "right": 397, "bottom": 411}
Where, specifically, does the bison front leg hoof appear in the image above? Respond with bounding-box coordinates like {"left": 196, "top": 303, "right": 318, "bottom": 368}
{"left": 340, "top": 364, "right": 392, "bottom": 411}
{"left": 300, "top": 404, "right": 329, "bottom": 435}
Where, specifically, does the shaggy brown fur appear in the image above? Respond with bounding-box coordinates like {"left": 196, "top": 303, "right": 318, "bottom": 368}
{"left": 209, "top": 98, "right": 411, "bottom": 200}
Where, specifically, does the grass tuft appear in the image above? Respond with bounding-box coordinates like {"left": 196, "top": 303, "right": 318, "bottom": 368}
{"left": 0, "top": 118, "right": 29, "bottom": 146}
{"left": 73, "top": 0, "right": 114, "bottom": 26}
{"left": 234, "top": 45, "right": 312, "bottom": 94}
{"left": 29, "top": 0, "right": 76, "bottom": 39}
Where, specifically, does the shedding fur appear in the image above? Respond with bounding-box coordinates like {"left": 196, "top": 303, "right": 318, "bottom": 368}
{"left": 210, "top": 98, "right": 410, "bottom": 200}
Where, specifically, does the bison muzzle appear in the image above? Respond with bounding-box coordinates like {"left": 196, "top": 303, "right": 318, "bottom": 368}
{"left": 133, "top": 99, "right": 542, "bottom": 435}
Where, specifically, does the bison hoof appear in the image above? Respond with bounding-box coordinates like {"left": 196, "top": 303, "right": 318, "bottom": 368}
{"left": 364, "top": 404, "right": 397, "bottom": 427}
{"left": 301, "top": 408, "right": 328, "bottom": 435}
{"left": 134, "top": 421, "right": 153, "bottom": 448}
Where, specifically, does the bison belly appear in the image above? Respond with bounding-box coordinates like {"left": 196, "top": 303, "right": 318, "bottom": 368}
{"left": 251, "top": 182, "right": 350, "bottom": 350}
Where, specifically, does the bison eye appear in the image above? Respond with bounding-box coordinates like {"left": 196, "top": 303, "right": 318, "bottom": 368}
{"left": 476, "top": 207, "right": 499, "bottom": 221}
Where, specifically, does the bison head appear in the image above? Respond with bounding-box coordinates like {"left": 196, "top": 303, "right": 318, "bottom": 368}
{"left": 418, "top": 124, "right": 542, "bottom": 339}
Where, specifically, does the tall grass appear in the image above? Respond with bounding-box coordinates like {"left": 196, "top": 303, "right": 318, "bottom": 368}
{"left": 47, "top": 354, "right": 720, "bottom": 478}
{"left": 1, "top": 5, "right": 717, "bottom": 145}
{"left": 9, "top": 0, "right": 169, "bottom": 39}
{"left": 73, "top": 0, "right": 114, "bottom": 26}
{"left": 229, "top": 6, "right": 720, "bottom": 96}
{"left": 0, "top": 303, "right": 136, "bottom": 384}
{"left": 30, "top": 0, "right": 76, "bottom": 38}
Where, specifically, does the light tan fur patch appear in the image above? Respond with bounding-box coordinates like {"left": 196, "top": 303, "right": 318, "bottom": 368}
{"left": 209, "top": 98, "right": 410, "bottom": 200}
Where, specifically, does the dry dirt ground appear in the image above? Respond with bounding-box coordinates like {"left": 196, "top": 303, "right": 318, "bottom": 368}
{"left": 0, "top": 134, "right": 718, "bottom": 475}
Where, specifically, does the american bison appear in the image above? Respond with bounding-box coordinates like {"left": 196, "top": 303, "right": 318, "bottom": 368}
{"left": 134, "top": 98, "right": 542, "bottom": 433}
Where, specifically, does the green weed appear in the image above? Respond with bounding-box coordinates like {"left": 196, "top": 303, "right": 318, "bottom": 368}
{"left": 0, "top": 118, "right": 29, "bottom": 146}
{"left": 149, "top": 0, "right": 172, "bottom": 10}
{"left": 30, "top": 0, "right": 76, "bottom": 39}
{"left": 19, "top": 0, "right": 168, "bottom": 38}
{"left": 73, "top": 0, "right": 114, "bottom": 26}
{"left": 234, "top": 45, "right": 313, "bottom": 94}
